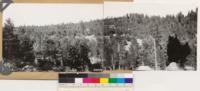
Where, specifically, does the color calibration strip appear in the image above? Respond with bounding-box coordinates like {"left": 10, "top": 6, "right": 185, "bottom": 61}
{"left": 58, "top": 73, "right": 133, "bottom": 87}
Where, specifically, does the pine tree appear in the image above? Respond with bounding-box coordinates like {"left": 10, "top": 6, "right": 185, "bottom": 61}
{"left": 3, "top": 19, "right": 20, "bottom": 60}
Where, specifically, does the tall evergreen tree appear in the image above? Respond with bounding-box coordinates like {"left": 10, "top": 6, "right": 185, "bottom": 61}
{"left": 3, "top": 19, "right": 20, "bottom": 60}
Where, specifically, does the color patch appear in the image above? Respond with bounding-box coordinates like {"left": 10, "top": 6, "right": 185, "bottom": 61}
{"left": 100, "top": 78, "right": 109, "bottom": 83}
{"left": 124, "top": 74, "right": 133, "bottom": 78}
{"left": 117, "top": 78, "right": 125, "bottom": 83}
{"left": 83, "top": 78, "right": 92, "bottom": 83}
{"left": 88, "top": 74, "right": 100, "bottom": 78}
{"left": 125, "top": 78, "right": 133, "bottom": 83}
{"left": 91, "top": 78, "right": 100, "bottom": 83}
{"left": 116, "top": 74, "right": 124, "bottom": 78}
{"left": 75, "top": 78, "right": 83, "bottom": 83}
{"left": 59, "top": 78, "right": 75, "bottom": 83}
{"left": 59, "top": 73, "right": 133, "bottom": 84}
{"left": 59, "top": 73, "right": 88, "bottom": 78}
{"left": 109, "top": 78, "right": 117, "bottom": 83}
{"left": 110, "top": 74, "right": 118, "bottom": 78}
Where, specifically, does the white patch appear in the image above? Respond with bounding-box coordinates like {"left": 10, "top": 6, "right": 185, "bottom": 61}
{"left": 184, "top": 66, "right": 195, "bottom": 71}
{"left": 166, "top": 62, "right": 183, "bottom": 71}
{"left": 124, "top": 41, "right": 132, "bottom": 51}
{"left": 89, "top": 57, "right": 101, "bottom": 64}
{"left": 85, "top": 35, "right": 97, "bottom": 41}
{"left": 137, "top": 38, "right": 143, "bottom": 46}
{"left": 136, "top": 66, "right": 153, "bottom": 71}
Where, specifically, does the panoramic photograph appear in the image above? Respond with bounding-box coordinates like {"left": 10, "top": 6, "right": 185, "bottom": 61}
{"left": 2, "top": 2, "right": 198, "bottom": 72}
{"left": 2, "top": 4, "right": 105, "bottom": 72}
{"left": 104, "top": 1, "right": 197, "bottom": 71}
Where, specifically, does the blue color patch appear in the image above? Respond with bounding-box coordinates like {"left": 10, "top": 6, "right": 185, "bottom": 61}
{"left": 125, "top": 78, "right": 133, "bottom": 83}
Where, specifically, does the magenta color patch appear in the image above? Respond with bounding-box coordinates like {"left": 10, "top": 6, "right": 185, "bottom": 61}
{"left": 83, "top": 78, "right": 92, "bottom": 83}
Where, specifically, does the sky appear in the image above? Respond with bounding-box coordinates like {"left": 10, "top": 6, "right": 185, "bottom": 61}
{"left": 3, "top": 4, "right": 103, "bottom": 26}
{"left": 104, "top": 0, "right": 198, "bottom": 18}
{"left": 3, "top": 0, "right": 198, "bottom": 26}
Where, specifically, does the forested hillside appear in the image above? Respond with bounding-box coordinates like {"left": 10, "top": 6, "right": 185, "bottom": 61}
{"left": 104, "top": 8, "right": 197, "bottom": 70}
{"left": 3, "top": 19, "right": 104, "bottom": 71}
{"left": 3, "top": 8, "right": 197, "bottom": 71}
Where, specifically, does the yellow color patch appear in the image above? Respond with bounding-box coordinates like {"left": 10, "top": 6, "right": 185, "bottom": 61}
{"left": 100, "top": 78, "right": 109, "bottom": 83}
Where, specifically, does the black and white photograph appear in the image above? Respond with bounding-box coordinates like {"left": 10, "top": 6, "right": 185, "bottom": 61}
{"left": 2, "top": 2, "right": 198, "bottom": 72}
{"left": 2, "top": 4, "right": 105, "bottom": 72}
{"left": 104, "top": 1, "right": 197, "bottom": 71}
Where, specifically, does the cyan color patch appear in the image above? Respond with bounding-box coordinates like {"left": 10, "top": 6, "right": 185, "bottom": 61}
{"left": 117, "top": 78, "right": 125, "bottom": 83}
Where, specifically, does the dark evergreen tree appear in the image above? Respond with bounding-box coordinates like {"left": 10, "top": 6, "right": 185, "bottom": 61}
{"left": 3, "top": 19, "right": 20, "bottom": 60}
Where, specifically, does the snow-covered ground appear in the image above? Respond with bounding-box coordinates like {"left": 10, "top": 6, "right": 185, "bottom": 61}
{"left": 136, "top": 66, "right": 153, "bottom": 71}
{"left": 166, "top": 62, "right": 183, "bottom": 71}
{"left": 136, "top": 62, "right": 195, "bottom": 71}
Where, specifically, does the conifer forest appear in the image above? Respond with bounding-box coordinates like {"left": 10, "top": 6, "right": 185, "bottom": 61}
{"left": 3, "top": 8, "right": 197, "bottom": 71}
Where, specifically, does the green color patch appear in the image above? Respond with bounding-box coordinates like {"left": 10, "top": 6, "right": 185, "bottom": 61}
{"left": 109, "top": 78, "right": 117, "bottom": 83}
